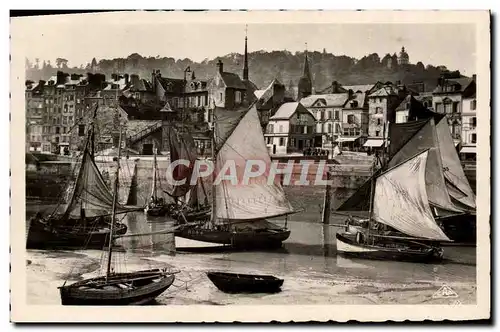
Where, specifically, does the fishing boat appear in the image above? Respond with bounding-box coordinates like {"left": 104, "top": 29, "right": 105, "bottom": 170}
{"left": 144, "top": 143, "right": 169, "bottom": 217}
{"left": 337, "top": 114, "right": 476, "bottom": 244}
{"left": 206, "top": 272, "right": 284, "bottom": 294}
{"left": 173, "top": 103, "right": 295, "bottom": 248}
{"left": 26, "top": 107, "right": 134, "bottom": 250}
{"left": 335, "top": 150, "right": 449, "bottom": 262}
{"left": 59, "top": 129, "right": 176, "bottom": 306}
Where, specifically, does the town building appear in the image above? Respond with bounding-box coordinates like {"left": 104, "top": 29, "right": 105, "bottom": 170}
{"left": 264, "top": 102, "right": 316, "bottom": 155}
{"left": 363, "top": 83, "right": 404, "bottom": 150}
{"left": 432, "top": 75, "right": 476, "bottom": 149}
{"left": 397, "top": 47, "right": 410, "bottom": 65}
{"left": 254, "top": 78, "right": 287, "bottom": 128}
{"left": 25, "top": 80, "right": 45, "bottom": 153}
{"left": 394, "top": 94, "right": 435, "bottom": 124}
{"left": 460, "top": 92, "right": 477, "bottom": 160}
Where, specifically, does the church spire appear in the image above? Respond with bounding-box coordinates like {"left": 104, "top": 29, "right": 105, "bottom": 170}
{"left": 243, "top": 24, "right": 249, "bottom": 80}
{"left": 303, "top": 42, "right": 311, "bottom": 81}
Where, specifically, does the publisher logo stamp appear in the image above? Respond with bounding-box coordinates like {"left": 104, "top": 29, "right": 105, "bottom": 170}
{"left": 432, "top": 285, "right": 459, "bottom": 299}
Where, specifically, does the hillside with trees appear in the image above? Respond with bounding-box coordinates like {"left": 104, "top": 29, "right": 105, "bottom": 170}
{"left": 25, "top": 50, "right": 465, "bottom": 93}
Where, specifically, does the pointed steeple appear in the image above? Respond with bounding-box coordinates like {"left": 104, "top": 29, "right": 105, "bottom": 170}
{"left": 298, "top": 42, "right": 312, "bottom": 99}
{"left": 243, "top": 24, "right": 249, "bottom": 81}
{"left": 303, "top": 43, "right": 311, "bottom": 81}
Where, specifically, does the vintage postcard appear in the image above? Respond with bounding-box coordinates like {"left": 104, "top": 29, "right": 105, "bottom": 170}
{"left": 10, "top": 10, "right": 490, "bottom": 322}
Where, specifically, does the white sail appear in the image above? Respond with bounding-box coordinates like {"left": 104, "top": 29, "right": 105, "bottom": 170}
{"left": 214, "top": 105, "right": 294, "bottom": 221}
{"left": 435, "top": 117, "right": 476, "bottom": 211}
{"left": 372, "top": 150, "right": 451, "bottom": 241}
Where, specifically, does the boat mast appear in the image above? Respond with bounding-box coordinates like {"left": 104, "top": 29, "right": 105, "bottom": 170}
{"left": 106, "top": 125, "right": 122, "bottom": 281}
{"left": 210, "top": 114, "right": 217, "bottom": 227}
{"left": 152, "top": 141, "right": 157, "bottom": 201}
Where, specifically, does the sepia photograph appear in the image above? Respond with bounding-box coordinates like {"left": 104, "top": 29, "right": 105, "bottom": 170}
{"left": 9, "top": 10, "right": 490, "bottom": 322}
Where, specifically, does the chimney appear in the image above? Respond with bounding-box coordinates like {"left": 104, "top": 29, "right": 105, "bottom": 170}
{"left": 130, "top": 74, "right": 140, "bottom": 87}
{"left": 472, "top": 74, "right": 477, "bottom": 82}
{"left": 191, "top": 71, "right": 196, "bottom": 80}
{"left": 332, "top": 81, "right": 340, "bottom": 93}
{"left": 216, "top": 60, "right": 224, "bottom": 74}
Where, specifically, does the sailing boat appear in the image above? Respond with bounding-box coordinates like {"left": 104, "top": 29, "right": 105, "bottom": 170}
{"left": 144, "top": 142, "right": 169, "bottom": 216}
{"left": 335, "top": 149, "right": 449, "bottom": 262}
{"left": 163, "top": 124, "right": 211, "bottom": 223}
{"left": 337, "top": 114, "right": 476, "bottom": 244}
{"left": 174, "top": 103, "right": 295, "bottom": 248}
{"left": 26, "top": 110, "right": 132, "bottom": 250}
{"left": 59, "top": 129, "right": 176, "bottom": 306}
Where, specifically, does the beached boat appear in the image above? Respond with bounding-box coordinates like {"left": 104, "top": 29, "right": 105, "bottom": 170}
{"left": 26, "top": 106, "right": 134, "bottom": 250}
{"left": 336, "top": 149, "right": 449, "bottom": 262}
{"left": 173, "top": 103, "right": 295, "bottom": 249}
{"left": 337, "top": 114, "right": 476, "bottom": 244}
{"left": 206, "top": 272, "right": 284, "bottom": 293}
{"left": 144, "top": 142, "right": 169, "bottom": 217}
{"left": 59, "top": 129, "right": 176, "bottom": 306}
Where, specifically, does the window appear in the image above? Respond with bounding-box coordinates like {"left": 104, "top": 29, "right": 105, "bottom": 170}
{"left": 375, "top": 107, "right": 382, "bottom": 114}
{"left": 55, "top": 127, "right": 60, "bottom": 134}
{"left": 279, "top": 137, "right": 285, "bottom": 146}
{"left": 279, "top": 125, "right": 283, "bottom": 133}
{"left": 328, "top": 111, "right": 333, "bottom": 119}
{"left": 267, "top": 124, "right": 274, "bottom": 133}
{"left": 471, "top": 133, "right": 477, "bottom": 143}
{"left": 452, "top": 102, "right": 459, "bottom": 113}
{"left": 377, "top": 118, "right": 382, "bottom": 126}
{"left": 303, "top": 126, "right": 308, "bottom": 134}
{"left": 471, "top": 99, "right": 476, "bottom": 110}
{"left": 78, "top": 125, "right": 85, "bottom": 137}
{"left": 423, "top": 101, "right": 428, "bottom": 107}
{"left": 327, "top": 123, "right": 332, "bottom": 133}
{"left": 197, "top": 96, "right": 201, "bottom": 106}
{"left": 235, "top": 91, "right": 241, "bottom": 103}
{"left": 320, "top": 110, "right": 325, "bottom": 121}
{"left": 334, "top": 111, "right": 340, "bottom": 120}
{"left": 347, "top": 114, "right": 355, "bottom": 124}
{"left": 266, "top": 137, "right": 272, "bottom": 144}
{"left": 219, "top": 92, "right": 223, "bottom": 101}
{"left": 375, "top": 130, "right": 380, "bottom": 137}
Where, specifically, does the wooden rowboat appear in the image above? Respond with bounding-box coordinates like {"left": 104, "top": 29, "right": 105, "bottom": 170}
{"left": 206, "top": 272, "right": 284, "bottom": 294}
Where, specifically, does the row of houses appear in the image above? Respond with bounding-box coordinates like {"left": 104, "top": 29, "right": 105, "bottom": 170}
{"left": 26, "top": 41, "right": 477, "bottom": 161}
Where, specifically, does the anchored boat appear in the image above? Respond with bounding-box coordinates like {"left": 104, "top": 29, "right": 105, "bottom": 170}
{"left": 59, "top": 128, "right": 177, "bottom": 306}
{"left": 173, "top": 103, "right": 295, "bottom": 249}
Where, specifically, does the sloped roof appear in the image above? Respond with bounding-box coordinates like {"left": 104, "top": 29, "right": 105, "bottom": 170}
{"left": 130, "top": 78, "right": 152, "bottom": 92}
{"left": 343, "top": 92, "right": 367, "bottom": 109}
{"left": 157, "top": 77, "right": 184, "bottom": 94}
{"left": 270, "top": 102, "right": 315, "bottom": 120}
{"left": 369, "top": 85, "right": 399, "bottom": 97}
{"left": 220, "top": 72, "right": 246, "bottom": 89}
{"left": 433, "top": 77, "right": 474, "bottom": 94}
{"left": 300, "top": 93, "right": 349, "bottom": 108}
{"left": 342, "top": 84, "right": 376, "bottom": 93}
{"left": 254, "top": 90, "right": 266, "bottom": 99}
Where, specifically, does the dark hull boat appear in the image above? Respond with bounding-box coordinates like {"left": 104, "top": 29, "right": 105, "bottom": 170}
{"left": 59, "top": 128, "right": 177, "bottom": 306}
{"left": 336, "top": 232, "right": 443, "bottom": 263}
{"left": 206, "top": 272, "right": 283, "bottom": 293}
{"left": 26, "top": 120, "right": 138, "bottom": 250}
{"left": 145, "top": 205, "right": 169, "bottom": 217}
{"left": 26, "top": 217, "right": 127, "bottom": 250}
{"left": 169, "top": 105, "right": 296, "bottom": 250}
{"left": 59, "top": 269, "right": 175, "bottom": 305}
{"left": 176, "top": 221, "right": 290, "bottom": 249}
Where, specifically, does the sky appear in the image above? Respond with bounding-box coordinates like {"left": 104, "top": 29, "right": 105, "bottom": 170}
{"left": 12, "top": 11, "right": 477, "bottom": 75}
